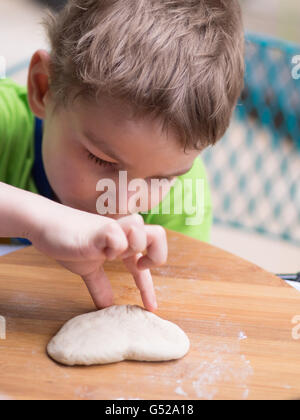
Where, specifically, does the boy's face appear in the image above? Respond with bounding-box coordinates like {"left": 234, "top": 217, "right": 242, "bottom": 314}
{"left": 42, "top": 93, "right": 200, "bottom": 218}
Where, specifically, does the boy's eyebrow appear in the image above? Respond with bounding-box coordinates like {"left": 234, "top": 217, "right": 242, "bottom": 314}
{"left": 84, "top": 130, "right": 193, "bottom": 177}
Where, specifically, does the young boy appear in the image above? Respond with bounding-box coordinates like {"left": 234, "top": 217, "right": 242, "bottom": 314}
{"left": 0, "top": 0, "right": 244, "bottom": 312}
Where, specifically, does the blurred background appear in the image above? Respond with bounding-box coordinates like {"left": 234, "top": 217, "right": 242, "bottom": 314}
{"left": 0, "top": 0, "right": 299, "bottom": 283}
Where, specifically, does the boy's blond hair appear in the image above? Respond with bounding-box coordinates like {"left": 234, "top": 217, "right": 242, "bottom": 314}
{"left": 45, "top": 0, "right": 244, "bottom": 150}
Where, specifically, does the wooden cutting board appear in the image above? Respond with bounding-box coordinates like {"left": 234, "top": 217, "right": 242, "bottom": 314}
{"left": 0, "top": 229, "right": 299, "bottom": 400}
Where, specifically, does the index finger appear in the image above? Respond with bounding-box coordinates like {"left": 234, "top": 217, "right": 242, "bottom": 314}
{"left": 123, "top": 253, "right": 158, "bottom": 312}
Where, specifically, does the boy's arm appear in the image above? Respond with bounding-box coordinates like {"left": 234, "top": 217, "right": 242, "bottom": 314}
{"left": 0, "top": 181, "right": 38, "bottom": 239}
{"left": 141, "top": 156, "right": 213, "bottom": 242}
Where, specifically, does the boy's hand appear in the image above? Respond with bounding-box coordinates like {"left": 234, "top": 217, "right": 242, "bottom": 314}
{"left": 31, "top": 206, "right": 167, "bottom": 311}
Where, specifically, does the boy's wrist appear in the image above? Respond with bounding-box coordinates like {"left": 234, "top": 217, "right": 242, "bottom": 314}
{"left": 20, "top": 190, "right": 60, "bottom": 245}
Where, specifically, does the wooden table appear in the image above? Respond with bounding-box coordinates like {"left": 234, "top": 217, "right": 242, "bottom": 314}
{"left": 0, "top": 229, "right": 299, "bottom": 400}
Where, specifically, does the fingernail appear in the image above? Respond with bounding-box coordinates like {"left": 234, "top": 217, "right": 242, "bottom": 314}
{"left": 152, "top": 299, "right": 158, "bottom": 311}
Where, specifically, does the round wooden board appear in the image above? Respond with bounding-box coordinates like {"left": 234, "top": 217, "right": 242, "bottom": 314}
{"left": 0, "top": 229, "right": 299, "bottom": 400}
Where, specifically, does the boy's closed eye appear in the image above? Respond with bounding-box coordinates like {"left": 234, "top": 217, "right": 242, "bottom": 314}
{"left": 87, "top": 151, "right": 117, "bottom": 169}
{"left": 87, "top": 150, "right": 176, "bottom": 182}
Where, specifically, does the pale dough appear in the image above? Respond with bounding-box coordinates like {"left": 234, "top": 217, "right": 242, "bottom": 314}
{"left": 47, "top": 305, "right": 190, "bottom": 366}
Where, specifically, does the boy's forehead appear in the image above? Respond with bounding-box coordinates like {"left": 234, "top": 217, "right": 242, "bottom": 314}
{"left": 71, "top": 95, "right": 175, "bottom": 145}
{"left": 78, "top": 93, "right": 142, "bottom": 122}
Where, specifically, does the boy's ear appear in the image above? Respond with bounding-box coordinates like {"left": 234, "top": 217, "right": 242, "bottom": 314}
{"left": 27, "top": 50, "right": 51, "bottom": 119}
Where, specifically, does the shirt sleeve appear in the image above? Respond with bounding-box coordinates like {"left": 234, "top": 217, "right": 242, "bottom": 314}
{"left": 141, "top": 156, "right": 213, "bottom": 243}
{"left": 0, "top": 78, "right": 36, "bottom": 192}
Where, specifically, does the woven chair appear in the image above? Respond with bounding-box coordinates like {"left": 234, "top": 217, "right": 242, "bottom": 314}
{"left": 202, "top": 34, "right": 300, "bottom": 255}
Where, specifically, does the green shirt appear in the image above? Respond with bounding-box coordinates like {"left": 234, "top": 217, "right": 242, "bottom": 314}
{"left": 0, "top": 78, "right": 38, "bottom": 194}
{"left": 0, "top": 78, "right": 212, "bottom": 242}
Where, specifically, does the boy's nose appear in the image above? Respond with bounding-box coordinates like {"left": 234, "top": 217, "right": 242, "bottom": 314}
{"left": 108, "top": 213, "right": 130, "bottom": 220}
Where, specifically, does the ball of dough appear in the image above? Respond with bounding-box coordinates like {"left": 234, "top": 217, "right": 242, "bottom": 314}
{"left": 47, "top": 305, "right": 190, "bottom": 366}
